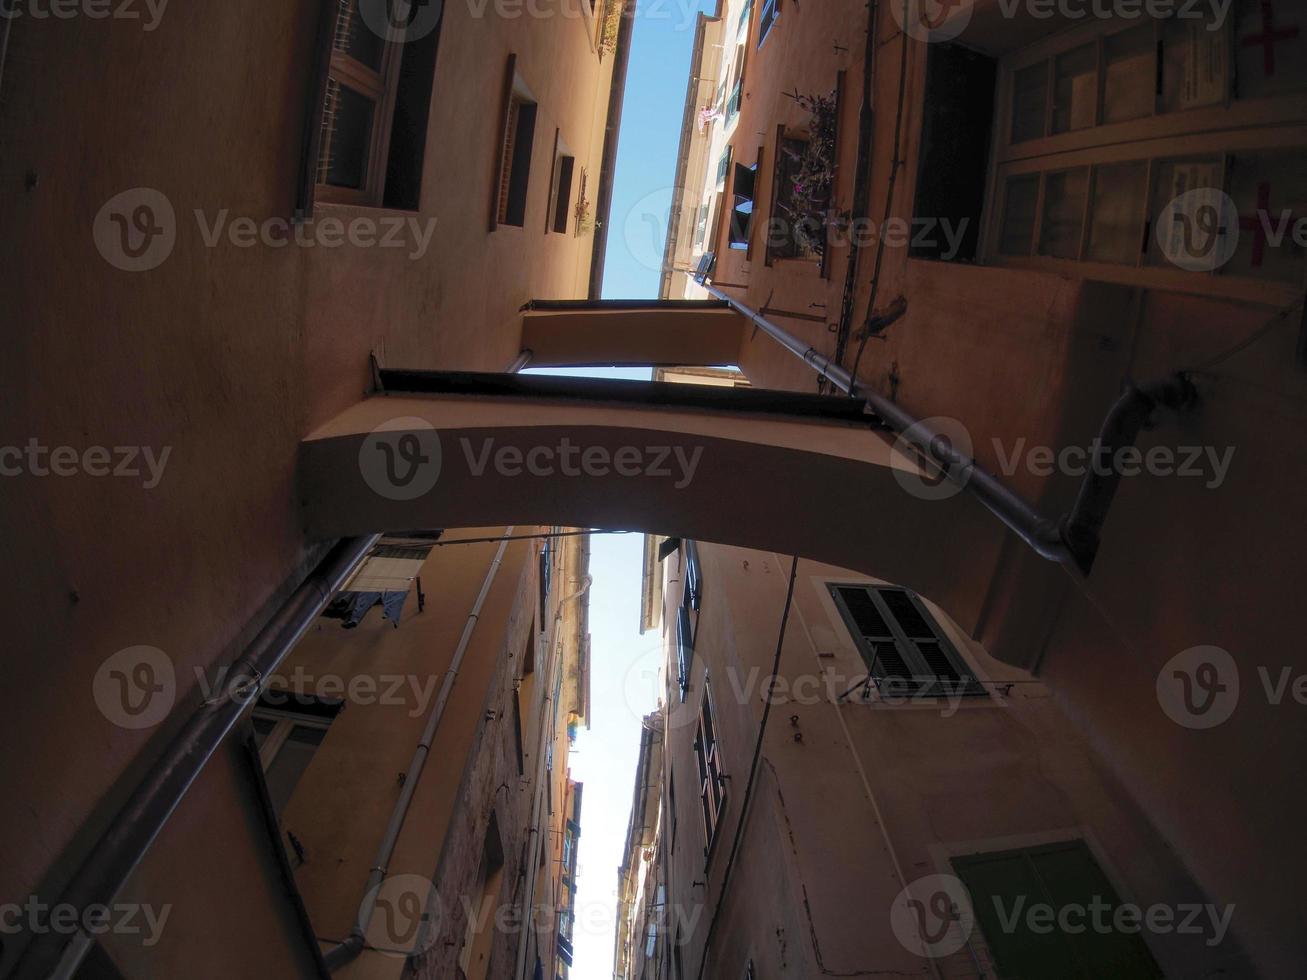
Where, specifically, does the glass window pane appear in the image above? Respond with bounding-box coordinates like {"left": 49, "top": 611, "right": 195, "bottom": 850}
{"left": 264, "top": 724, "right": 326, "bottom": 815}
{"left": 1147, "top": 158, "right": 1225, "bottom": 269}
{"left": 1052, "top": 44, "right": 1098, "bottom": 134}
{"left": 340, "top": 1, "right": 386, "bottom": 71}
{"left": 251, "top": 715, "right": 277, "bottom": 750}
{"left": 1103, "top": 25, "right": 1155, "bottom": 124}
{"left": 1088, "top": 162, "right": 1149, "bottom": 264}
{"left": 1039, "top": 168, "right": 1089, "bottom": 259}
{"left": 1011, "top": 62, "right": 1048, "bottom": 143}
{"left": 1226, "top": 151, "right": 1307, "bottom": 282}
{"left": 1161, "top": 15, "right": 1230, "bottom": 111}
{"left": 323, "top": 80, "right": 375, "bottom": 190}
{"left": 999, "top": 175, "right": 1040, "bottom": 255}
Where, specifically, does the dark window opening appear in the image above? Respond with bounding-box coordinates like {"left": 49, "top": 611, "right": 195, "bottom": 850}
{"left": 307, "top": 0, "right": 445, "bottom": 210}
{"left": 382, "top": 16, "right": 443, "bottom": 210}
{"left": 675, "top": 605, "right": 694, "bottom": 699}
{"left": 910, "top": 42, "right": 997, "bottom": 262}
{"left": 757, "top": 0, "right": 779, "bottom": 46}
{"left": 552, "top": 155, "right": 576, "bottom": 234}
{"left": 499, "top": 97, "right": 539, "bottom": 227}
{"left": 728, "top": 162, "right": 757, "bottom": 250}
{"left": 829, "top": 584, "right": 984, "bottom": 698}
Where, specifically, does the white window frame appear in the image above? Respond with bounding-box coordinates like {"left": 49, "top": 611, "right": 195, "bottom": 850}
{"left": 693, "top": 680, "right": 728, "bottom": 855}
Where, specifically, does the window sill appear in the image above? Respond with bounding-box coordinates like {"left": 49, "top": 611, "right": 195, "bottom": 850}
{"left": 315, "top": 200, "right": 421, "bottom": 222}
{"left": 977, "top": 254, "right": 1301, "bottom": 308}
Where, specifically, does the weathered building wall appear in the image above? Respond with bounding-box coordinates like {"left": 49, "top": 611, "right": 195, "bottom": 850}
{"left": 648, "top": 541, "right": 1255, "bottom": 978}
{"left": 658, "top": 2, "right": 1307, "bottom": 974}
{"left": 0, "top": 0, "right": 615, "bottom": 971}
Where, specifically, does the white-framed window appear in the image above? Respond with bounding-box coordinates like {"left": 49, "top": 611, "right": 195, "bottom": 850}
{"left": 980, "top": 11, "right": 1307, "bottom": 298}
{"left": 693, "top": 680, "right": 728, "bottom": 854}
{"left": 757, "top": 0, "right": 779, "bottom": 47}
{"left": 828, "top": 584, "right": 984, "bottom": 698}
{"left": 251, "top": 699, "right": 338, "bottom": 815}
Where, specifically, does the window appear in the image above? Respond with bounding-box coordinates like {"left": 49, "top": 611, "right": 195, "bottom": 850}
{"left": 953, "top": 840, "right": 1162, "bottom": 979}
{"left": 692, "top": 204, "right": 710, "bottom": 249}
{"left": 497, "top": 92, "right": 539, "bottom": 227}
{"left": 726, "top": 78, "right": 743, "bottom": 123}
{"left": 675, "top": 605, "right": 694, "bottom": 700}
{"left": 693, "top": 682, "right": 727, "bottom": 852}
{"left": 985, "top": 15, "right": 1307, "bottom": 291}
{"left": 668, "top": 768, "right": 678, "bottom": 854}
{"left": 321, "top": 539, "right": 432, "bottom": 628}
{"left": 716, "top": 146, "right": 733, "bottom": 190}
{"left": 251, "top": 694, "right": 341, "bottom": 816}
{"left": 768, "top": 134, "right": 822, "bottom": 261}
{"left": 550, "top": 153, "right": 576, "bottom": 234}
{"left": 728, "top": 162, "right": 757, "bottom": 250}
{"left": 682, "top": 539, "right": 702, "bottom": 610}
{"left": 829, "top": 584, "right": 983, "bottom": 698}
{"left": 539, "top": 533, "right": 553, "bottom": 620}
{"left": 910, "top": 43, "right": 996, "bottom": 262}
{"left": 757, "top": 0, "right": 779, "bottom": 47}
{"left": 311, "top": 0, "right": 443, "bottom": 209}
{"left": 736, "top": 0, "right": 753, "bottom": 42}
{"left": 726, "top": 44, "right": 745, "bottom": 124}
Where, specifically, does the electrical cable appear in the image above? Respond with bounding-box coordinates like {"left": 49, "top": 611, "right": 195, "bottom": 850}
{"left": 430, "top": 528, "right": 632, "bottom": 547}
{"left": 847, "top": 0, "right": 913, "bottom": 393}
{"left": 1181, "top": 299, "right": 1304, "bottom": 374}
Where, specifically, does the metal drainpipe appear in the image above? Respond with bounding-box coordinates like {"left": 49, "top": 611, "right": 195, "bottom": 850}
{"left": 1061, "top": 374, "right": 1196, "bottom": 570}
{"left": 512, "top": 554, "right": 592, "bottom": 980}
{"left": 15, "top": 534, "right": 381, "bottom": 980}
{"left": 698, "top": 279, "right": 1073, "bottom": 565}
{"left": 324, "top": 529, "right": 516, "bottom": 970}
{"left": 507, "top": 349, "right": 534, "bottom": 373}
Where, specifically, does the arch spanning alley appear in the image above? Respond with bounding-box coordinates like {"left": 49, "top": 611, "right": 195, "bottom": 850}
{"left": 300, "top": 370, "right": 1066, "bottom": 667}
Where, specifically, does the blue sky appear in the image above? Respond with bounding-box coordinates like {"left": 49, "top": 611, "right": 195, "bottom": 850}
{"left": 599, "top": 0, "right": 717, "bottom": 300}
{"left": 525, "top": 3, "right": 721, "bottom": 977}
{"left": 519, "top": 366, "right": 657, "bottom": 979}
{"left": 527, "top": 4, "right": 716, "bottom": 974}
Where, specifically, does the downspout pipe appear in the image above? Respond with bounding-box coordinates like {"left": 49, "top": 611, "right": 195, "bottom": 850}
{"left": 698, "top": 279, "right": 1072, "bottom": 565}
{"left": 16, "top": 534, "right": 381, "bottom": 980}
{"left": 507, "top": 349, "right": 534, "bottom": 373}
{"left": 699, "top": 277, "right": 1195, "bottom": 572}
{"left": 1061, "top": 374, "right": 1197, "bottom": 570}
{"left": 324, "top": 529, "right": 516, "bottom": 970}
